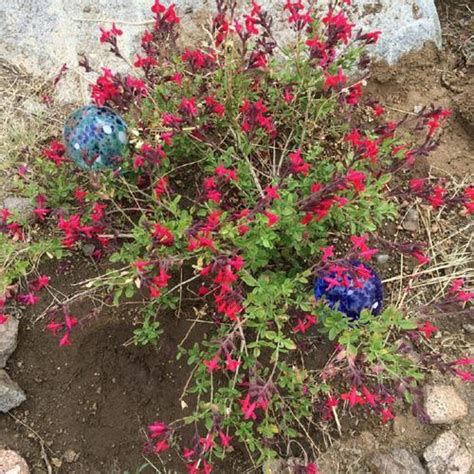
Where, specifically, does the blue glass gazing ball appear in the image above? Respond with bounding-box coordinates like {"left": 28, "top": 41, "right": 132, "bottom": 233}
{"left": 63, "top": 105, "right": 128, "bottom": 170}
{"left": 314, "top": 262, "right": 383, "bottom": 321}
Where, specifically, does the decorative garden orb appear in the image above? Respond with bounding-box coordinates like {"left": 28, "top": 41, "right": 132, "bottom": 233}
{"left": 63, "top": 105, "right": 128, "bottom": 170}
{"left": 314, "top": 262, "right": 383, "bottom": 321}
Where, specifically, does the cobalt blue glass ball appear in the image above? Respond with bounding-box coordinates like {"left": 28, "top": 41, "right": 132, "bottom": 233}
{"left": 63, "top": 105, "right": 128, "bottom": 170}
{"left": 314, "top": 262, "right": 383, "bottom": 321}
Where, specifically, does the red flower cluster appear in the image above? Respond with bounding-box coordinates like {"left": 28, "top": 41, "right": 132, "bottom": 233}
{"left": 240, "top": 99, "right": 276, "bottom": 138}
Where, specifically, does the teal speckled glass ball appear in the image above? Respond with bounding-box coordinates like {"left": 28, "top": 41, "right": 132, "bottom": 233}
{"left": 63, "top": 105, "right": 128, "bottom": 170}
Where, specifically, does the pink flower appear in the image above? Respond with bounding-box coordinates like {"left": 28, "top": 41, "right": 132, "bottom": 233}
{"left": 18, "top": 293, "right": 40, "bottom": 306}
{"left": 148, "top": 421, "right": 169, "bottom": 438}
{"left": 320, "top": 246, "right": 334, "bottom": 262}
{"left": 453, "top": 358, "right": 474, "bottom": 366}
{"left": 59, "top": 333, "right": 71, "bottom": 347}
{"left": 412, "top": 251, "right": 430, "bottom": 266}
{"left": 455, "top": 370, "right": 474, "bottom": 382}
{"left": 458, "top": 291, "right": 474, "bottom": 303}
{"left": 306, "top": 464, "right": 319, "bottom": 474}
{"left": 64, "top": 315, "right": 78, "bottom": 331}
{"left": 239, "top": 394, "right": 257, "bottom": 420}
{"left": 218, "top": 430, "right": 233, "bottom": 448}
{"left": 0, "top": 314, "right": 8, "bottom": 324}
{"left": 200, "top": 434, "right": 215, "bottom": 452}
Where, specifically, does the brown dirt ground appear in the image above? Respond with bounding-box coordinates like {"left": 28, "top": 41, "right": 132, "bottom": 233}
{"left": 0, "top": 1, "right": 473, "bottom": 473}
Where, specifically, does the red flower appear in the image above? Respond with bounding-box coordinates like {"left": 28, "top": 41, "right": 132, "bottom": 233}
{"left": 380, "top": 407, "right": 395, "bottom": 423}
{"left": 239, "top": 394, "right": 257, "bottom": 420}
{"left": 341, "top": 386, "right": 364, "bottom": 407}
{"left": 151, "top": 0, "right": 166, "bottom": 14}
{"left": 323, "top": 68, "right": 347, "bottom": 90}
{"left": 43, "top": 140, "right": 66, "bottom": 166}
{"left": 289, "top": 149, "right": 310, "bottom": 175}
{"left": 200, "top": 434, "right": 215, "bottom": 452}
{"left": 154, "top": 439, "right": 170, "bottom": 453}
{"left": 371, "top": 103, "right": 385, "bottom": 116}
{"left": 306, "top": 464, "right": 319, "bottom": 474}
{"left": 99, "top": 23, "right": 123, "bottom": 43}
{"left": 218, "top": 430, "right": 233, "bottom": 448}
{"left": 453, "top": 358, "right": 474, "bottom": 366}
{"left": 360, "top": 30, "right": 382, "bottom": 44}
{"left": 152, "top": 223, "right": 174, "bottom": 246}
{"left": 225, "top": 353, "right": 241, "bottom": 372}
{"left": 326, "top": 396, "right": 339, "bottom": 409}
{"left": 64, "top": 315, "right": 78, "bottom": 331}
{"left": 455, "top": 370, "right": 474, "bottom": 382}
{"left": 59, "top": 332, "right": 71, "bottom": 347}
{"left": 179, "top": 97, "right": 199, "bottom": 118}
{"left": 418, "top": 321, "right": 438, "bottom": 339}
{"left": 203, "top": 355, "right": 221, "bottom": 373}
{"left": 412, "top": 251, "right": 430, "bottom": 266}
{"left": 264, "top": 211, "right": 279, "bottom": 227}
{"left": 362, "top": 386, "right": 377, "bottom": 407}
{"left": 0, "top": 314, "right": 8, "bottom": 325}
{"left": 148, "top": 421, "right": 169, "bottom": 438}
{"left": 18, "top": 293, "right": 40, "bottom": 306}
{"left": 47, "top": 321, "right": 63, "bottom": 335}
{"left": 345, "top": 169, "right": 366, "bottom": 192}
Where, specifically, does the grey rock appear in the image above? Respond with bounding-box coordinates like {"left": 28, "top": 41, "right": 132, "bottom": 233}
{"left": 0, "top": 314, "right": 19, "bottom": 368}
{"left": 376, "top": 254, "right": 390, "bottom": 265}
{"left": 424, "top": 385, "right": 468, "bottom": 424}
{"left": 0, "top": 369, "right": 26, "bottom": 412}
{"left": 82, "top": 243, "right": 96, "bottom": 257}
{"left": 350, "top": 0, "right": 442, "bottom": 65}
{"left": 402, "top": 208, "right": 419, "bottom": 232}
{"left": 0, "top": 0, "right": 441, "bottom": 102}
{"left": 423, "top": 431, "right": 472, "bottom": 474}
{"left": 0, "top": 450, "right": 30, "bottom": 474}
{"left": 367, "top": 448, "right": 426, "bottom": 474}
{"left": 2, "top": 196, "right": 35, "bottom": 222}
{"left": 462, "top": 323, "right": 474, "bottom": 334}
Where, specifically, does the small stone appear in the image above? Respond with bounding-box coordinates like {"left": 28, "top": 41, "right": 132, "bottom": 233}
{"left": 63, "top": 449, "right": 79, "bottom": 463}
{"left": 82, "top": 243, "right": 96, "bottom": 257}
{"left": 462, "top": 324, "right": 474, "bottom": 334}
{"left": 2, "top": 197, "right": 35, "bottom": 222}
{"left": 262, "top": 458, "right": 303, "bottom": 474}
{"left": 0, "top": 369, "right": 26, "bottom": 412}
{"left": 402, "top": 208, "right": 419, "bottom": 232}
{"left": 51, "top": 457, "right": 62, "bottom": 468}
{"left": 367, "top": 448, "right": 426, "bottom": 473}
{"left": 22, "top": 98, "right": 48, "bottom": 117}
{"left": 423, "top": 431, "right": 472, "bottom": 474}
{"left": 424, "top": 385, "right": 468, "bottom": 424}
{"left": 0, "top": 450, "right": 30, "bottom": 473}
{"left": 376, "top": 254, "right": 390, "bottom": 265}
{"left": 0, "top": 315, "right": 19, "bottom": 368}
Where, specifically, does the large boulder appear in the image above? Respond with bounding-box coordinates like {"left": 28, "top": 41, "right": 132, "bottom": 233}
{"left": 0, "top": 0, "right": 442, "bottom": 102}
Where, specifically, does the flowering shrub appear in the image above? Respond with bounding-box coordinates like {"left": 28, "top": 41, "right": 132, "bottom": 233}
{"left": 1, "top": 0, "right": 473, "bottom": 471}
